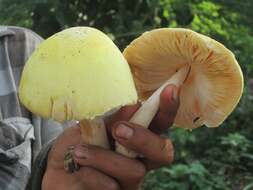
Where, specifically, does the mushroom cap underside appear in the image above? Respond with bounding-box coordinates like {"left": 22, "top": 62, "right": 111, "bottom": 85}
{"left": 123, "top": 28, "right": 244, "bottom": 129}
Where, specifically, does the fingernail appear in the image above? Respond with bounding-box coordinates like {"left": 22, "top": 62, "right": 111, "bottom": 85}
{"left": 74, "top": 145, "right": 88, "bottom": 159}
{"left": 172, "top": 87, "right": 180, "bottom": 102}
{"left": 115, "top": 124, "right": 133, "bottom": 140}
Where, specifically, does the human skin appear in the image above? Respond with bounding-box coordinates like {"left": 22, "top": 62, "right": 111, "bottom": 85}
{"left": 42, "top": 84, "right": 179, "bottom": 190}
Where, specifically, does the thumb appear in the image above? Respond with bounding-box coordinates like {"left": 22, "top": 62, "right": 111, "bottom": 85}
{"left": 112, "top": 122, "right": 174, "bottom": 165}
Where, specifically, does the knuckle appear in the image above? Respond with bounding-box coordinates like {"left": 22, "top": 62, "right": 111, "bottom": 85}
{"left": 137, "top": 138, "right": 149, "bottom": 149}
{"left": 132, "top": 129, "right": 151, "bottom": 148}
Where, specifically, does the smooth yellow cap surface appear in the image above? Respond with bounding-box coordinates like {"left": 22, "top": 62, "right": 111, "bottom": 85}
{"left": 19, "top": 27, "right": 137, "bottom": 122}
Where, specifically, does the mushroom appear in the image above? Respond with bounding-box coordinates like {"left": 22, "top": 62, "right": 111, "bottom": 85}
{"left": 116, "top": 28, "right": 244, "bottom": 157}
{"left": 19, "top": 27, "right": 138, "bottom": 170}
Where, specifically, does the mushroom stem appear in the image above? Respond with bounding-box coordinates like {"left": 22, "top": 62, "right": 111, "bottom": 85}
{"left": 79, "top": 118, "right": 110, "bottom": 149}
{"left": 116, "top": 66, "right": 190, "bottom": 157}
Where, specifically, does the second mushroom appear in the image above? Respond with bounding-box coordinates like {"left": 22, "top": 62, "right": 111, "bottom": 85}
{"left": 116, "top": 28, "right": 244, "bottom": 157}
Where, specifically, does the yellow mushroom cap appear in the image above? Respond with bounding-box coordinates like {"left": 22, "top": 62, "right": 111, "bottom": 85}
{"left": 123, "top": 28, "right": 244, "bottom": 129}
{"left": 19, "top": 27, "right": 137, "bottom": 122}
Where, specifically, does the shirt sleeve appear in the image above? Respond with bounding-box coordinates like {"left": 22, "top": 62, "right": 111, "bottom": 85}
{"left": 0, "top": 117, "right": 35, "bottom": 190}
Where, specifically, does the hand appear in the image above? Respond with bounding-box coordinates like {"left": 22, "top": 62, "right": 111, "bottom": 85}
{"left": 42, "top": 84, "right": 179, "bottom": 190}
{"left": 42, "top": 126, "right": 124, "bottom": 190}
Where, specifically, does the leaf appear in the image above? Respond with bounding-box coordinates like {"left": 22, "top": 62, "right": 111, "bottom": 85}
{"left": 242, "top": 182, "right": 253, "bottom": 190}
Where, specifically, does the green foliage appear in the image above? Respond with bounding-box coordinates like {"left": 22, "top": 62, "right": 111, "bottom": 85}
{"left": 1, "top": 0, "right": 253, "bottom": 189}
{"left": 144, "top": 127, "right": 253, "bottom": 190}
{"left": 143, "top": 162, "right": 230, "bottom": 190}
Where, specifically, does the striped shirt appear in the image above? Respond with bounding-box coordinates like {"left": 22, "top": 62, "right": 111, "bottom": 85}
{"left": 0, "top": 26, "right": 68, "bottom": 190}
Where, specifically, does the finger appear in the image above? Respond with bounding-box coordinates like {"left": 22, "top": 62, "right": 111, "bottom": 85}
{"left": 141, "top": 158, "right": 170, "bottom": 171}
{"left": 76, "top": 167, "right": 122, "bottom": 190}
{"left": 150, "top": 84, "right": 180, "bottom": 134}
{"left": 48, "top": 125, "right": 81, "bottom": 169}
{"left": 104, "top": 103, "right": 141, "bottom": 148}
{"left": 105, "top": 103, "right": 141, "bottom": 133}
{"left": 73, "top": 144, "right": 146, "bottom": 190}
{"left": 112, "top": 122, "right": 174, "bottom": 165}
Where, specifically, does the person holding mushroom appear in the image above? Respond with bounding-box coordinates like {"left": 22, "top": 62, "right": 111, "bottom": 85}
{"left": 18, "top": 27, "right": 180, "bottom": 190}
{"left": 0, "top": 25, "right": 243, "bottom": 190}
{"left": 57, "top": 28, "right": 243, "bottom": 190}
{"left": 0, "top": 26, "right": 179, "bottom": 190}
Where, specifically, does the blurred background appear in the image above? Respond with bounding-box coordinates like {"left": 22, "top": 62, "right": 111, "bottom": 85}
{"left": 1, "top": 0, "right": 253, "bottom": 189}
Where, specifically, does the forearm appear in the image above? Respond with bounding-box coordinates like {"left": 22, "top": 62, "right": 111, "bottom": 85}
{"left": 26, "top": 140, "right": 54, "bottom": 190}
